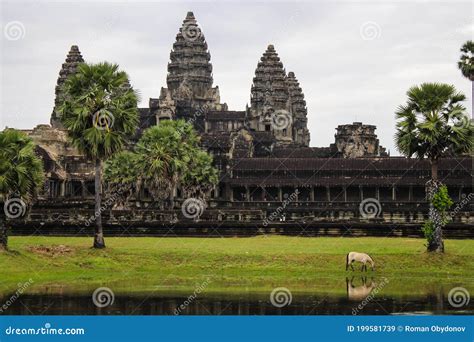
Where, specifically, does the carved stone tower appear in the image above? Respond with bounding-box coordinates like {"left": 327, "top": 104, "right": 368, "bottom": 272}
{"left": 151, "top": 11, "right": 226, "bottom": 128}
{"left": 286, "top": 71, "right": 310, "bottom": 146}
{"left": 248, "top": 45, "right": 309, "bottom": 147}
{"left": 50, "top": 45, "right": 84, "bottom": 129}
{"left": 334, "top": 122, "right": 387, "bottom": 158}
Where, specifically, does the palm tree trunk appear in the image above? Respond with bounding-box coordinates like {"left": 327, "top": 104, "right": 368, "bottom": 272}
{"left": 471, "top": 80, "right": 473, "bottom": 120}
{"left": 0, "top": 216, "right": 8, "bottom": 251}
{"left": 93, "top": 158, "right": 105, "bottom": 249}
{"left": 426, "top": 162, "right": 444, "bottom": 252}
{"left": 431, "top": 160, "right": 438, "bottom": 181}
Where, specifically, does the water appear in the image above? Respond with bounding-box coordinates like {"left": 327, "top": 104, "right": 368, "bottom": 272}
{"left": 1, "top": 292, "right": 472, "bottom": 315}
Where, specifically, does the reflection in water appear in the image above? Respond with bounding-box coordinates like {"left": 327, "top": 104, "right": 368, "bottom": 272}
{"left": 346, "top": 276, "right": 376, "bottom": 301}
{"left": 1, "top": 289, "right": 473, "bottom": 315}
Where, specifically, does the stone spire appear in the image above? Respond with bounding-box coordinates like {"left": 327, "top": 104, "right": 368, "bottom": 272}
{"left": 286, "top": 71, "right": 310, "bottom": 146}
{"left": 152, "top": 11, "right": 225, "bottom": 127}
{"left": 50, "top": 45, "right": 84, "bottom": 128}
{"left": 250, "top": 44, "right": 289, "bottom": 115}
{"left": 167, "top": 11, "right": 214, "bottom": 99}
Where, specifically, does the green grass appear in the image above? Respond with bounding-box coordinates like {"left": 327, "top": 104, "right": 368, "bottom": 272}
{"left": 0, "top": 236, "right": 473, "bottom": 298}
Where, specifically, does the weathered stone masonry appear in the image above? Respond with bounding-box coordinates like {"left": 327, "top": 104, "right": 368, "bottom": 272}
{"left": 16, "top": 12, "right": 473, "bottom": 236}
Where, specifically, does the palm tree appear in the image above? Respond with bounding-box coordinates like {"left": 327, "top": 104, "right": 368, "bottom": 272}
{"left": 57, "top": 62, "right": 139, "bottom": 248}
{"left": 0, "top": 129, "right": 44, "bottom": 250}
{"left": 458, "top": 40, "right": 473, "bottom": 116}
{"left": 395, "top": 83, "right": 473, "bottom": 252}
{"left": 135, "top": 120, "right": 200, "bottom": 205}
{"left": 104, "top": 120, "right": 218, "bottom": 209}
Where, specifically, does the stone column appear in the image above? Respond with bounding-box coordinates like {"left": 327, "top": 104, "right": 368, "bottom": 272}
{"left": 81, "top": 180, "right": 86, "bottom": 199}
{"left": 409, "top": 185, "right": 413, "bottom": 201}
{"left": 245, "top": 186, "right": 250, "bottom": 201}
{"left": 392, "top": 187, "right": 396, "bottom": 201}
{"left": 278, "top": 187, "right": 283, "bottom": 202}
{"left": 310, "top": 187, "right": 315, "bottom": 201}
{"left": 326, "top": 186, "right": 330, "bottom": 202}
{"left": 60, "top": 180, "right": 66, "bottom": 197}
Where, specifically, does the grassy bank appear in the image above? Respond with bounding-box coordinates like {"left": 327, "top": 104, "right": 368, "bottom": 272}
{"left": 1, "top": 236, "right": 473, "bottom": 298}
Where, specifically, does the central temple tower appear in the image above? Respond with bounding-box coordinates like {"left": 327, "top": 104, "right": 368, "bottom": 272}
{"left": 150, "top": 11, "right": 227, "bottom": 130}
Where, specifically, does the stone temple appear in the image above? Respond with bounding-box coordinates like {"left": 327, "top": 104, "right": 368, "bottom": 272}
{"left": 16, "top": 12, "right": 472, "bottom": 236}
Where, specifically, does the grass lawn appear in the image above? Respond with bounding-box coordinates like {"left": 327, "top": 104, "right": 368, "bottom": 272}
{"left": 0, "top": 236, "right": 473, "bottom": 298}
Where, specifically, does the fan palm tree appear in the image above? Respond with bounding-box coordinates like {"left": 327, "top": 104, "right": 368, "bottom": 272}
{"left": 104, "top": 120, "right": 218, "bottom": 210}
{"left": 458, "top": 40, "right": 473, "bottom": 115}
{"left": 395, "top": 83, "right": 473, "bottom": 252}
{"left": 0, "top": 129, "right": 44, "bottom": 250}
{"left": 135, "top": 120, "right": 200, "bottom": 205}
{"left": 57, "top": 62, "right": 139, "bottom": 248}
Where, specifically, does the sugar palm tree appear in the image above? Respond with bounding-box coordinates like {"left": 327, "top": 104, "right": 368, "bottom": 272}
{"left": 134, "top": 120, "right": 200, "bottom": 205}
{"left": 395, "top": 83, "right": 473, "bottom": 252}
{"left": 458, "top": 40, "right": 473, "bottom": 115}
{"left": 104, "top": 120, "right": 218, "bottom": 209}
{"left": 0, "top": 129, "right": 44, "bottom": 250}
{"left": 57, "top": 62, "right": 139, "bottom": 248}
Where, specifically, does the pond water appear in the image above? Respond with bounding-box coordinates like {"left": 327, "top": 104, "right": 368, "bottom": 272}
{"left": 1, "top": 289, "right": 472, "bottom": 315}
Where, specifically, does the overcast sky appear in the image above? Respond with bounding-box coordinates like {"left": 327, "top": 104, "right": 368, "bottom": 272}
{"left": 1, "top": 0, "right": 472, "bottom": 154}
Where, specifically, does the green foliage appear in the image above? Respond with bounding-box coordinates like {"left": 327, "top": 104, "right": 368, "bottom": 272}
{"left": 182, "top": 150, "right": 219, "bottom": 197}
{"left": 56, "top": 62, "right": 139, "bottom": 160}
{"left": 422, "top": 220, "right": 435, "bottom": 243}
{"left": 103, "top": 151, "right": 141, "bottom": 186}
{"left": 431, "top": 185, "right": 453, "bottom": 212}
{"left": 394, "top": 83, "right": 473, "bottom": 161}
{"left": 104, "top": 120, "right": 218, "bottom": 202}
{"left": 458, "top": 40, "right": 474, "bottom": 81}
{"left": 0, "top": 129, "right": 44, "bottom": 203}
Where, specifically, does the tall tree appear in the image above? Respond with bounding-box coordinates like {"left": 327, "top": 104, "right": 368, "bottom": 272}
{"left": 0, "top": 129, "right": 44, "bottom": 250}
{"left": 104, "top": 120, "right": 218, "bottom": 210}
{"left": 458, "top": 40, "right": 474, "bottom": 116}
{"left": 395, "top": 83, "right": 473, "bottom": 252}
{"left": 57, "top": 62, "right": 139, "bottom": 248}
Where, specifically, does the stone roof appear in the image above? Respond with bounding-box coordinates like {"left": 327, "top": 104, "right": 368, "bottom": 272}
{"left": 269, "top": 147, "right": 337, "bottom": 158}
{"left": 230, "top": 157, "right": 472, "bottom": 171}
{"left": 206, "top": 111, "right": 246, "bottom": 121}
